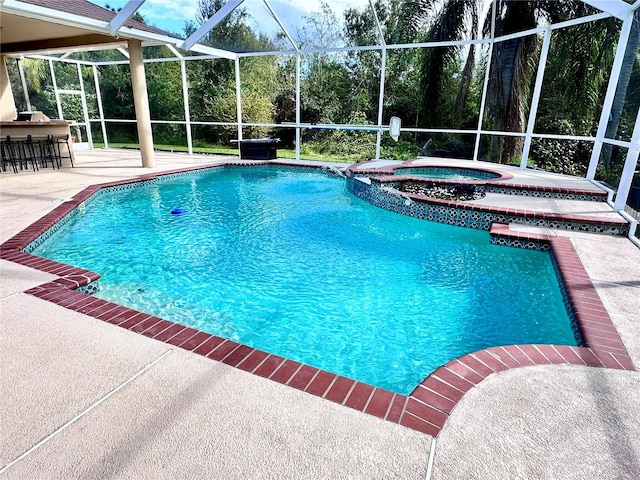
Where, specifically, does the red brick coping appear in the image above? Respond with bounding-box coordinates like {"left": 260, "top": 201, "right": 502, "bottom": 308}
{"left": 1, "top": 162, "right": 635, "bottom": 438}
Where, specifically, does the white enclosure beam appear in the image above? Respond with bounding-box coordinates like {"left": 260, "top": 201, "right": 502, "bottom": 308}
{"left": 16, "top": 59, "right": 32, "bottom": 111}
{"left": 166, "top": 45, "right": 183, "bottom": 59}
{"left": 521, "top": 28, "right": 552, "bottom": 169}
{"left": 92, "top": 65, "right": 108, "bottom": 148}
{"left": 109, "top": 0, "right": 147, "bottom": 34}
{"left": 369, "top": 0, "right": 386, "bottom": 46}
{"left": 235, "top": 57, "right": 243, "bottom": 146}
{"left": 180, "top": 59, "right": 193, "bottom": 155}
{"left": 295, "top": 54, "right": 301, "bottom": 161}
{"left": 263, "top": 0, "right": 298, "bottom": 51}
{"left": 473, "top": 0, "right": 497, "bottom": 161}
{"left": 613, "top": 105, "right": 640, "bottom": 210}
{"left": 181, "top": 0, "right": 245, "bottom": 51}
{"left": 583, "top": 0, "right": 630, "bottom": 20}
{"left": 587, "top": 11, "right": 636, "bottom": 179}
{"left": 187, "top": 44, "right": 237, "bottom": 60}
{"left": 48, "top": 59, "right": 63, "bottom": 120}
{"left": 77, "top": 63, "right": 93, "bottom": 146}
{"left": 375, "top": 48, "right": 388, "bottom": 161}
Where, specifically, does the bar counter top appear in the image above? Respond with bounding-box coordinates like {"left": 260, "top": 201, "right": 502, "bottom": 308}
{"left": 0, "top": 120, "right": 72, "bottom": 127}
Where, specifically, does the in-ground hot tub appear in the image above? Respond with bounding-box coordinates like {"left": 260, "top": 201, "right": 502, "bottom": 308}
{"left": 393, "top": 166, "right": 503, "bottom": 181}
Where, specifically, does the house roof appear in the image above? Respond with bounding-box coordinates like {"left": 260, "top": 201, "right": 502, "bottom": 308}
{"left": 0, "top": 0, "right": 177, "bottom": 56}
{"left": 19, "top": 0, "right": 171, "bottom": 37}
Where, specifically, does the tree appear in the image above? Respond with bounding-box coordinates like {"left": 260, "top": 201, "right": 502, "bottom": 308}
{"left": 483, "top": 0, "right": 539, "bottom": 163}
{"left": 184, "top": 0, "right": 280, "bottom": 144}
{"left": 600, "top": 9, "right": 640, "bottom": 172}
{"left": 296, "top": 2, "right": 351, "bottom": 124}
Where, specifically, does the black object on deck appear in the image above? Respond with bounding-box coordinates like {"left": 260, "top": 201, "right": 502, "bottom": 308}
{"left": 237, "top": 138, "right": 279, "bottom": 160}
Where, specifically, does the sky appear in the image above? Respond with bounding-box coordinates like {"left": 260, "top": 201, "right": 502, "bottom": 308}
{"left": 90, "top": 0, "right": 372, "bottom": 38}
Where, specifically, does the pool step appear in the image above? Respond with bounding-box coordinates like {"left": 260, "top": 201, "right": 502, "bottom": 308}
{"left": 348, "top": 176, "right": 629, "bottom": 236}
{"left": 483, "top": 183, "right": 608, "bottom": 202}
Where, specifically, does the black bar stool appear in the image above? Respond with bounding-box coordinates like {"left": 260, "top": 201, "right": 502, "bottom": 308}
{"left": 36, "top": 135, "right": 59, "bottom": 169}
{"left": 52, "top": 133, "right": 74, "bottom": 167}
{"left": 14, "top": 135, "right": 39, "bottom": 171}
{"left": 1, "top": 136, "right": 19, "bottom": 174}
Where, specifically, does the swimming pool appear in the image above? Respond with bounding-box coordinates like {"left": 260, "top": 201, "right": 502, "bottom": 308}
{"left": 33, "top": 166, "right": 578, "bottom": 394}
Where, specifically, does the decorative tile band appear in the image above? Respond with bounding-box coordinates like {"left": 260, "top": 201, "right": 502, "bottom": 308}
{"left": 347, "top": 177, "right": 629, "bottom": 236}
{"left": 489, "top": 223, "right": 551, "bottom": 251}
{"left": 484, "top": 184, "right": 607, "bottom": 202}
{"left": 394, "top": 166, "right": 502, "bottom": 180}
{"left": 2, "top": 161, "right": 634, "bottom": 439}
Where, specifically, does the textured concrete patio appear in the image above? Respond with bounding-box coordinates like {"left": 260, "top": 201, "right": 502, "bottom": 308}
{"left": 1, "top": 149, "right": 639, "bottom": 479}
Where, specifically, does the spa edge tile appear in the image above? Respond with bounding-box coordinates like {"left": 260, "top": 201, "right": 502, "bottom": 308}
{"left": 166, "top": 327, "right": 201, "bottom": 347}
{"left": 535, "top": 345, "right": 567, "bottom": 364}
{"left": 325, "top": 376, "right": 356, "bottom": 404}
{"left": 221, "top": 344, "right": 255, "bottom": 367}
{"left": 485, "top": 346, "right": 523, "bottom": 369}
{"left": 399, "top": 411, "right": 441, "bottom": 437}
{"left": 364, "top": 388, "right": 394, "bottom": 418}
{"left": 503, "top": 345, "right": 536, "bottom": 367}
{"left": 207, "top": 340, "right": 241, "bottom": 362}
{"left": 179, "top": 331, "right": 212, "bottom": 351}
{"left": 270, "top": 360, "right": 302, "bottom": 384}
{"left": 287, "top": 364, "right": 319, "bottom": 390}
{"left": 119, "top": 313, "right": 152, "bottom": 330}
{"left": 419, "top": 376, "right": 466, "bottom": 403}
{"left": 237, "top": 349, "right": 270, "bottom": 373}
{"left": 130, "top": 315, "right": 164, "bottom": 334}
{"left": 344, "top": 382, "right": 374, "bottom": 410}
{"left": 305, "top": 370, "right": 336, "bottom": 397}
{"left": 517, "top": 345, "right": 552, "bottom": 365}
{"left": 154, "top": 324, "right": 186, "bottom": 343}
{"left": 457, "top": 354, "right": 495, "bottom": 377}
{"left": 444, "top": 361, "right": 485, "bottom": 384}
{"left": 590, "top": 350, "right": 628, "bottom": 369}
{"left": 404, "top": 398, "right": 449, "bottom": 427}
{"left": 554, "top": 346, "right": 587, "bottom": 365}
{"left": 574, "top": 348, "right": 607, "bottom": 367}
{"left": 411, "top": 386, "right": 456, "bottom": 414}
{"left": 253, "top": 354, "right": 287, "bottom": 379}
{"left": 192, "top": 335, "right": 225, "bottom": 357}
{"left": 432, "top": 368, "right": 475, "bottom": 393}
{"left": 386, "top": 394, "right": 408, "bottom": 423}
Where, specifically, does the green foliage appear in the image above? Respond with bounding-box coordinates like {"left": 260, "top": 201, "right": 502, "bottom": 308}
{"left": 146, "top": 62, "right": 184, "bottom": 121}
{"left": 11, "top": 0, "right": 638, "bottom": 178}
{"left": 380, "top": 139, "right": 419, "bottom": 160}
{"left": 529, "top": 118, "right": 590, "bottom": 176}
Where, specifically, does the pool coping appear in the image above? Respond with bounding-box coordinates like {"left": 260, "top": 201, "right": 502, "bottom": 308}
{"left": 0, "top": 160, "right": 635, "bottom": 438}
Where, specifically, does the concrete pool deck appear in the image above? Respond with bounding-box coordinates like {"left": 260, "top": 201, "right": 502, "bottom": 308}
{"left": 1, "top": 149, "right": 639, "bottom": 479}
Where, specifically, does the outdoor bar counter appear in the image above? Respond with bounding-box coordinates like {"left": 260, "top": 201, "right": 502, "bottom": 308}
{"left": 1, "top": 119, "right": 75, "bottom": 166}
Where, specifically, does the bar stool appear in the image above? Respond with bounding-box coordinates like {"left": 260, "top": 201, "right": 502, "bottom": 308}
{"left": 14, "top": 135, "right": 39, "bottom": 171}
{"left": 36, "top": 135, "right": 59, "bottom": 169}
{"left": 52, "top": 133, "right": 73, "bottom": 167}
{"left": 1, "top": 136, "right": 19, "bottom": 173}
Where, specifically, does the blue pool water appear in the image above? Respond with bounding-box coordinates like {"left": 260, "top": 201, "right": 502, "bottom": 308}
{"left": 33, "top": 166, "right": 577, "bottom": 394}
